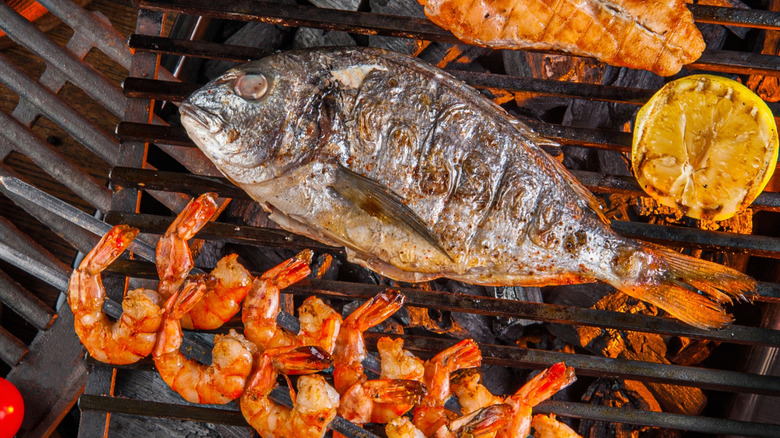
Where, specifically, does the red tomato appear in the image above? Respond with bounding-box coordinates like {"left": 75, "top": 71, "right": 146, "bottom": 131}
{"left": 0, "top": 377, "right": 23, "bottom": 438}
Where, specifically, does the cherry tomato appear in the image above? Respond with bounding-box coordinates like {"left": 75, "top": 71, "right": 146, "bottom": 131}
{"left": 0, "top": 377, "right": 23, "bottom": 438}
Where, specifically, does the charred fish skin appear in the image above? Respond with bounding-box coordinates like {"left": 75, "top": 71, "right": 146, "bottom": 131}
{"left": 181, "top": 47, "right": 755, "bottom": 329}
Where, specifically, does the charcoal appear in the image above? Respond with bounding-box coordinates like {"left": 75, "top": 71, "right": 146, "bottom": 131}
{"left": 546, "top": 283, "right": 612, "bottom": 309}
{"left": 747, "top": 0, "right": 780, "bottom": 101}
{"left": 667, "top": 337, "right": 718, "bottom": 366}
{"left": 368, "top": 0, "right": 427, "bottom": 54}
{"left": 501, "top": 50, "right": 532, "bottom": 78}
{"left": 579, "top": 378, "right": 674, "bottom": 438}
{"left": 547, "top": 290, "right": 707, "bottom": 416}
{"left": 202, "top": 22, "right": 286, "bottom": 80}
{"left": 196, "top": 239, "right": 229, "bottom": 268}
{"left": 292, "top": 28, "right": 357, "bottom": 50}
{"left": 370, "top": 0, "right": 425, "bottom": 18}
{"left": 375, "top": 0, "right": 423, "bottom": 66}
{"left": 418, "top": 43, "right": 491, "bottom": 70}
{"left": 488, "top": 286, "right": 543, "bottom": 334}
{"left": 224, "top": 199, "right": 274, "bottom": 228}
{"left": 478, "top": 364, "right": 516, "bottom": 397}
{"left": 694, "top": 0, "right": 751, "bottom": 39}
{"left": 310, "top": 252, "right": 341, "bottom": 281}
{"left": 309, "top": 0, "right": 360, "bottom": 10}
{"left": 562, "top": 65, "right": 662, "bottom": 176}
{"left": 112, "top": 367, "right": 250, "bottom": 437}
{"left": 511, "top": 52, "right": 604, "bottom": 123}
{"left": 368, "top": 35, "right": 423, "bottom": 55}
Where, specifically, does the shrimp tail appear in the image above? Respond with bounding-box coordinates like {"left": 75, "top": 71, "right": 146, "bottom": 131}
{"left": 260, "top": 249, "right": 314, "bottom": 289}
{"left": 171, "top": 193, "right": 219, "bottom": 239}
{"left": 81, "top": 225, "right": 139, "bottom": 272}
{"left": 449, "top": 404, "right": 513, "bottom": 438}
{"left": 162, "top": 278, "right": 208, "bottom": 320}
{"left": 611, "top": 241, "right": 757, "bottom": 329}
{"left": 271, "top": 346, "right": 333, "bottom": 375}
{"left": 71, "top": 225, "right": 139, "bottom": 309}
{"left": 361, "top": 379, "right": 427, "bottom": 405}
{"left": 515, "top": 362, "right": 575, "bottom": 407}
{"left": 436, "top": 339, "right": 482, "bottom": 372}
{"left": 350, "top": 290, "right": 406, "bottom": 330}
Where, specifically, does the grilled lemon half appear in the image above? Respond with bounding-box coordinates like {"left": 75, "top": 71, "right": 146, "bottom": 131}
{"left": 632, "top": 74, "right": 778, "bottom": 221}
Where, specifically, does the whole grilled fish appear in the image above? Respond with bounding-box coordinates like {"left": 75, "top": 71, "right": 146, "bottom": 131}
{"left": 180, "top": 47, "right": 753, "bottom": 329}
{"left": 418, "top": 0, "right": 705, "bottom": 76}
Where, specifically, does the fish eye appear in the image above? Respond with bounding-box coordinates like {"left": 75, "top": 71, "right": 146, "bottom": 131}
{"left": 234, "top": 73, "right": 268, "bottom": 100}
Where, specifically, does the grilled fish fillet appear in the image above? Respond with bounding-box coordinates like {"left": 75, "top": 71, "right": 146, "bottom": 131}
{"left": 419, "top": 0, "right": 706, "bottom": 76}
{"left": 180, "top": 47, "right": 754, "bottom": 329}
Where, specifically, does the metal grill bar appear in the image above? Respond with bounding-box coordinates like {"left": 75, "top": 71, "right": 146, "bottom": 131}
{"left": 0, "top": 165, "right": 102, "bottom": 263}
{"left": 132, "top": 0, "right": 780, "bottom": 76}
{"left": 115, "top": 120, "right": 779, "bottom": 184}
{"left": 0, "top": 53, "right": 119, "bottom": 166}
{"left": 0, "top": 111, "right": 113, "bottom": 213}
{"left": 78, "top": 392, "right": 381, "bottom": 438}
{"left": 0, "top": 3, "right": 126, "bottom": 117}
{"left": 116, "top": 122, "right": 192, "bottom": 147}
{"left": 0, "top": 176, "right": 157, "bottom": 261}
{"left": 124, "top": 52, "right": 780, "bottom": 125}
{"left": 109, "top": 144, "right": 780, "bottom": 212}
{"left": 364, "top": 334, "right": 780, "bottom": 396}
{"left": 100, "top": 254, "right": 780, "bottom": 347}
{"left": 687, "top": 4, "right": 780, "bottom": 30}
{"left": 537, "top": 400, "right": 780, "bottom": 438}
{"left": 0, "top": 326, "right": 27, "bottom": 366}
{"left": 123, "top": 77, "right": 200, "bottom": 101}
{"left": 0, "top": 269, "right": 54, "bottom": 333}
{"left": 0, "top": 217, "right": 58, "bottom": 331}
{"left": 113, "top": 118, "right": 779, "bottom": 177}
{"left": 75, "top": 379, "right": 780, "bottom": 438}
{"left": 76, "top": 330, "right": 780, "bottom": 428}
{"left": 78, "top": 394, "right": 246, "bottom": 426}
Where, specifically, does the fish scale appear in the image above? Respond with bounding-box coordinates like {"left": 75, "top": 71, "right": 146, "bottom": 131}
{"left": 180, "top": 46, "right": 755, "bottom": 329}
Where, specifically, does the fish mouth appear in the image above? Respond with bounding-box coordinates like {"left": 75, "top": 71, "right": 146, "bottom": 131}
{"left": 179, "top": 102, "right": 223, "bottom": 134}
{"left": 179, "top": 102, "right": 207, "bottom": 128}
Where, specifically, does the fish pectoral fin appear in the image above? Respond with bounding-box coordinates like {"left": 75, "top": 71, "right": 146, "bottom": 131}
{"left": 330, "top": 163, "right": 452, "bottom": 261}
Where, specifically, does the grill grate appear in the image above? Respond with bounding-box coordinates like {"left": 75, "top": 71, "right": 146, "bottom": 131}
{"left": 1, "top": 0, "right": 780, "bottom": 436}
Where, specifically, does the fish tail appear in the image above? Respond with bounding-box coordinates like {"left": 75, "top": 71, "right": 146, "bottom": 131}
{"left": 610, "top": 242, "right": 756, "bottom": 329}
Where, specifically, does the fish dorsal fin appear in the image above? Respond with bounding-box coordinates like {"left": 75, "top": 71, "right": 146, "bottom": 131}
{"left": 546, "top": 148, "right": 610, "bottom": 225}
{"left": 509, "top": 118, "right": 608, "bottom": 225}
{"left": 330, "top": 163, "right": 452, "bottom": 260}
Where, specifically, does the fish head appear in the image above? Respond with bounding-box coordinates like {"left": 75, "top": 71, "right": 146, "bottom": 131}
{"left": 180, "top": 54, "right": 323, "bottom": 185}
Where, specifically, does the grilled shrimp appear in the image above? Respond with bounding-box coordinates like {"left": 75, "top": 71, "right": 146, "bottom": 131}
{"left": 333, "top": 292, "right": 426, "bottom": 427}
{"left": 387, "top": 404, "right": 512, "bottom": 438}
{"left": 153, "top": 279, "right": 256, "bottom": 404}
{"left": 451, "top": 363, "right": 577, "bottom": 438}
{"left": 413, "top": 339, "right": 483, "bottom": 437}
{"left": 243, "top": 250, "right": 341, "bottom": 353}
{"left": 156, "top": 192, "right": 218, "bottom": 299}
{"left": 372, "top": 336, "right": 427, "bottom": 421}
{"left": 240, "top": 346, "right": 338, "bottom": 438}
{"left": 339, "top": 378, "right": 427, "bottom": 425}
{"left": 181, "top": 253, "right": 253, "bottom": 330}
{"left": 531, "top": 414, "right": 582, "bottom": 438}
{"left": 378, "top": 337, "right": 425, "bottom": 381}
{"left": 68, "top": 225, "right": 164, "bottom": 364}
{"left": 297, "top": 295, "right": 343, "bottom": 355}
{"left": 333, "top": 291, "right": 406, "bottom": 393}
{"left": 449, "top": 369, "right": 503, "bottom": 415}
